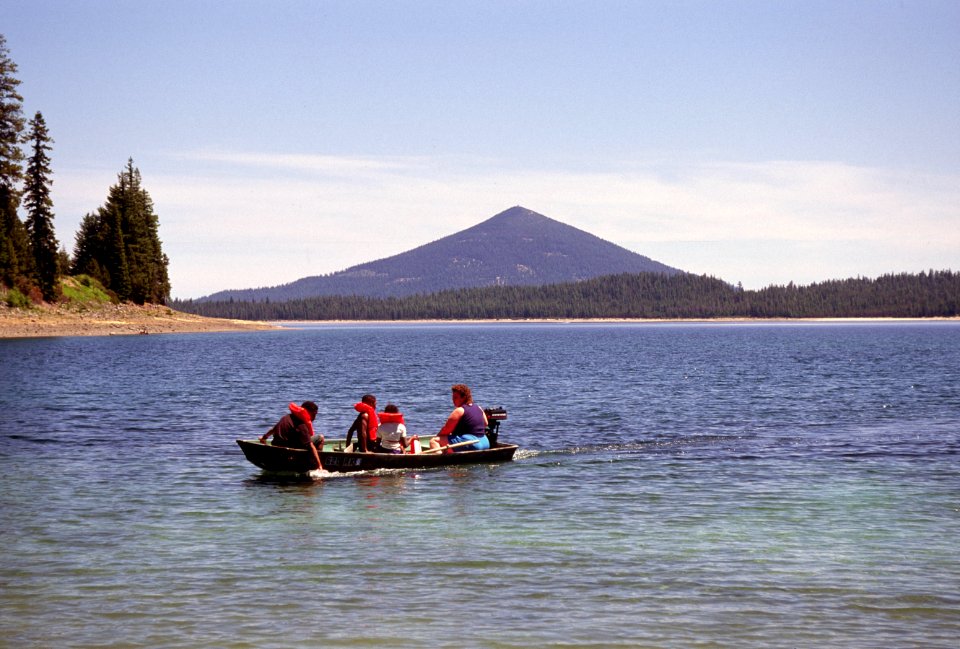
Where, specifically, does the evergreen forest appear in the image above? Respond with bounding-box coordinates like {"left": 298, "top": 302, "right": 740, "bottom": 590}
{"left": 0, "top": 34, "right": 169, "bottom": 306}
{"left": 173, "top": 270, "right": 960, "bottom": 321}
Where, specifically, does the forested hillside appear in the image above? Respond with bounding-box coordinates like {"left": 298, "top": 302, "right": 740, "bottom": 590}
{"left": 174, "top": 270, "right": 960, "bottom": 321}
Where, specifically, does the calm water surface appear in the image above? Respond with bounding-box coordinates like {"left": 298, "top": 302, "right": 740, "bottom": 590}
{"left": 1, "top": 322, "right": 958, "bottom": 648}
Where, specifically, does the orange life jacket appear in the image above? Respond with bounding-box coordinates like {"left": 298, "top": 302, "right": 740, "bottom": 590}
{"left": 354, "top": 402, "right": 379, "bottom": 441}
{"left": 288, "top": 402, "right": 315, "bottom": 437}
{"left": 378, "top": 411, "right": 405, "bottom": 425}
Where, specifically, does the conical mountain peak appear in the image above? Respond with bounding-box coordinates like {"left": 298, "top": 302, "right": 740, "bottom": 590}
{"left": 198, "top": 206, "right": 682, "bottom": 302}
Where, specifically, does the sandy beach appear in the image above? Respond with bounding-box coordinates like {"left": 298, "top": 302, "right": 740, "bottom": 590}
{"left": 0, "top": 302, "right": 279, "bottom": 339}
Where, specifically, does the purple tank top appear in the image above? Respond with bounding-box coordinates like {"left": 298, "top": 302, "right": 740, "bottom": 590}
{"left": 453, "top": 403, "right": 486, "bottom": 438}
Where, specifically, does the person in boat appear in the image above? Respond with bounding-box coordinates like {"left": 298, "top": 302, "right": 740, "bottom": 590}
{"left": 260, "top": 401, "right": 324, "bottom": 470}
{"left": 376, "top": 403, "right": 408, "bottom": 454}
{"left": 345, "top": 393, "right": 378, "bottom": 452}
{"left": 429, "top": 383, "right": 490, "bottom": 452}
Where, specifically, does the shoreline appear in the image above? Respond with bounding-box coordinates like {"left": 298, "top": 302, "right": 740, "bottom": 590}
{"left": 0, "top": 302, "right": 279, "bottom": 339}
{"left": 3, "top": 306, "right": 956, "bottom": 339}
{"left": 274, "top": 316, "right": 960, "bottom": 326}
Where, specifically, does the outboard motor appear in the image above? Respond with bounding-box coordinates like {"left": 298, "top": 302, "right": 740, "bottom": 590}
{"left": 484, "top": 407, "right": 507, "bottom": 447}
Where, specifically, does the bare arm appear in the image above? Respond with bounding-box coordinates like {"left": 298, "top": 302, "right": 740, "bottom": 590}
{"left": 260, "top": 423, "right": 278, "bottom": 444}
{"left": 301, "top": 423, "right": 323, "bottom": 470}
{"left": 345, "top": 413, "right": 363, "bottom": 446}
{"left": 437, "top": 407, "right": 464, "bottom": 437}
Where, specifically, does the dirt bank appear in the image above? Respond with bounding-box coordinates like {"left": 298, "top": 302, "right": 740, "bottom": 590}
{"left": 0, "top": 302, "right": 279, "bottom": 339}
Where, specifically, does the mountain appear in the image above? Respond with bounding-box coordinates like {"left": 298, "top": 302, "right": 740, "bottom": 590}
{"left": 198, "top": 206, "right": 683, "bottom": 301}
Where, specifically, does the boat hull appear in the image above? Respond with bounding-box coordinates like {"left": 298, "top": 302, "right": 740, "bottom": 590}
{"left": 236, "top": 439, "right": 519, "bottom": 474}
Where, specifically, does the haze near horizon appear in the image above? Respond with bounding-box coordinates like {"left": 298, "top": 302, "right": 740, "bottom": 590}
{"left": 6, "top": 1, "right": 959, "bottom": 298}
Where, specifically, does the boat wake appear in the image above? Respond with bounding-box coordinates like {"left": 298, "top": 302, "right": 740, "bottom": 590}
{"left": 514, "top": 435, "right": 744, "bottom": 459}
{"left": 307, "top": 468, "right": 355, "bottom": 480}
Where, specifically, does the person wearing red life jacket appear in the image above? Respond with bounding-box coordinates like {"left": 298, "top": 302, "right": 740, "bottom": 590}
{"left": 376, "top": 403, "right": 408, "bottom": 454}
{"left": 345, "top": 394, "right": 378, "bottom": 452}
{"left": 260, "top": 401, "right": 324, "bottom": 470}
{"left": 430, "top": 384, "right": 490, "bottom": 452}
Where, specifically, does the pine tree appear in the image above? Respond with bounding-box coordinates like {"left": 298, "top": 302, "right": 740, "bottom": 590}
{"left": 24, "top": 111, "right": 60, "bottom": 301}
{"left": 71, "top": 159, "right": 170, "bottom": 303}
{"left": 0, "top": 34, "right": 30, "bottom": 289}
{"left": 117, "top": 160, "right": 169, "bottom": 303}
{"left": 56, "top": 244, "right": 70, "bottom": 275}
{"left": 71, "top": 211, "right": 109, "bottom": 285}
{"left": 102, "top": 172, "right": 131, "bottom": 300}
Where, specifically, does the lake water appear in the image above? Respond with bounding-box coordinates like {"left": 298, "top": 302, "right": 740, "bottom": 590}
{"left": 1, "top": 322, "right": 958, "bottom": 648}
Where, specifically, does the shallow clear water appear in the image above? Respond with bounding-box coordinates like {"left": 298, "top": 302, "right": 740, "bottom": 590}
{"left": 1, "top": 322, "right": 958, "bottom": 647}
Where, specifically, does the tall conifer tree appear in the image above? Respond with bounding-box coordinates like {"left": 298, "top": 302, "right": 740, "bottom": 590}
{"left": 72, "top": 211, "right": 108, "bottom": 284}
{"left": 0, "top": 34, "right": 30, "bottom": 288}
{"left": 24, "top": 111, "right": 60, "bottom": 301}
{"left": 71, "top": 159, "right": 170, "bottom": 303}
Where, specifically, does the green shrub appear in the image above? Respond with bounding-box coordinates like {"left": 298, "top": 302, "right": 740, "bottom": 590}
{"left": 5, "top": 288, "right": 31, "bottom": 309}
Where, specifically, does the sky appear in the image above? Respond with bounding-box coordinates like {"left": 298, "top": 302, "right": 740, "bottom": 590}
{"left": 5, "top": 0, "right": 959, "bottom": 299}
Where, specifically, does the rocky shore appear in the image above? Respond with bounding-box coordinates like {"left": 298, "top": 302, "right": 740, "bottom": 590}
{"left": 0, "top": 302, "right": 279, "bottom": 339}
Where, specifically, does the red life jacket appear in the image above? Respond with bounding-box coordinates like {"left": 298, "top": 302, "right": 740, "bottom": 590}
{"left": 378, "top": 411, "right": 404, "bottom": 425}
{"left": 288, "top": 402, "right": 315, "bottom": 437}
{"left": 354, "top": 402, "right": 379, "bottom": 441}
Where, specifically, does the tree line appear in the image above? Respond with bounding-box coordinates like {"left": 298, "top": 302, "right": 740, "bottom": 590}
{"left": 0, "top": 34, "right": 169, "bottom": 306}
{"left": 173, "top": 270, "right": 960, "bottom": 321}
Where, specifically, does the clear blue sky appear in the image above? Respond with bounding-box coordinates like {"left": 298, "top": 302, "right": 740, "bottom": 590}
{"left": 7, "top": 0, "right": 959, "bottom": 298}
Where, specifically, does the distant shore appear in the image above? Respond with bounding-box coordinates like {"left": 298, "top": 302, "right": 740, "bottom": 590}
{"left": 2, "top": 306, "right": 956, "bottom": 339}
{"left": 275, "top": 316, "right": 960, "bottom": 326}
{"left": 0, "top": 302, "right": 279, "bottom": 339}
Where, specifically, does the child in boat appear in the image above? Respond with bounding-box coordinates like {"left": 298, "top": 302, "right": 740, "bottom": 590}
{"left": 346, "top": 394, "right": 378, "bottom": 452}
{"left": 376, "top": 403, "right": 408, "bottom": 454}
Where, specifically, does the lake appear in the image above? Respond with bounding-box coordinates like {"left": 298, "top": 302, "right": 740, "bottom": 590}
{"left": 1, "top": 322, "right": 958, "bottom": 648}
